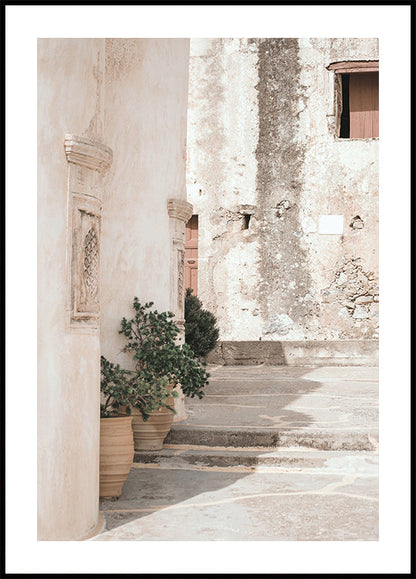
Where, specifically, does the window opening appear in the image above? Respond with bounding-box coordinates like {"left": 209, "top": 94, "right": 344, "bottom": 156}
{"left": 242, "top": 214, "right": 251, "bottom": 230}
{"left": 328, "top": 61, "right": 379, "bottom": 139}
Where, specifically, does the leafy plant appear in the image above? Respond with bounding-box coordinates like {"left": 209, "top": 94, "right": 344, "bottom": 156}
{"left": 101, "top": 297, "right": 210, "bottom": 420}
{"left": 184, "top": 288, "right": 219, "bottom": 358}
{"left": 100, "top": 357, "right": 174, "bottom": 419}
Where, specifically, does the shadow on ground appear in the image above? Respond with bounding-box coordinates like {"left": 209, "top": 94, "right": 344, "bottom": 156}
{"left": 99, "top": 366, "right": 325, "bottom": 534}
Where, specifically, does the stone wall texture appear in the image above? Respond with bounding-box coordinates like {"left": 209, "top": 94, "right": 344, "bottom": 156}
{"left": 187, "top": 38, "right": 379, "bottom": 343}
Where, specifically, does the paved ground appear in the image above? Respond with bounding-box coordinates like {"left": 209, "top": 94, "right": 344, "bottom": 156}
{"left": 92, "top": 365, "right": 378, "bottom": 541}
{"left": 166, "top": 365, "right": 379, "bottom": 450}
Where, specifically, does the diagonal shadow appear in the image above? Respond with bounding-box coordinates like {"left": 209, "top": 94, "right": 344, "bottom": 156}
{"left": 97, "top": 364, "right": 328, "bottom": 536}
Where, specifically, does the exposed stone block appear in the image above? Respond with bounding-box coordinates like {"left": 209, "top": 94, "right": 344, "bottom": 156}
{"left": 263, "top": 314, "right": 294, "bottom": 336}
{"left": 354, "top": 295, "right": 374, "bottom": 305}
{"left": 352, "top": 305, "right": 370, "bottom": 319}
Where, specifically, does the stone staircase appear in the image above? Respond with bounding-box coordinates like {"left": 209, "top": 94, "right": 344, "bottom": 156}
{"left": 134, "top": 444, "right": 378, "bottom": 472}
{"left": 134, "top": 364, "right": 378, "bottom": 470}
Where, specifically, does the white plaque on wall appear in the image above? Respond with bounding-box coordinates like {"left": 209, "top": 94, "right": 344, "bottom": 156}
{"left": 318, "top": 215, "right": 344, "bottom": 235}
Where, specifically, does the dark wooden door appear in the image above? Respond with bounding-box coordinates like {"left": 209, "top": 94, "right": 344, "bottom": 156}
{"left": 185, "top": 215, "right": 198, "bottom": 295}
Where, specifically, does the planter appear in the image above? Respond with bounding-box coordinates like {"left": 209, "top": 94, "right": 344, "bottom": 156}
{"left": 99, "top": 416, "right": 134, "bottom": 499}
{"left": 125, "top": 404, "right": 175, "bottom": 451}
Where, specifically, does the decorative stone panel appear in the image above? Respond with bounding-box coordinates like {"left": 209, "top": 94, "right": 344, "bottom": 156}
{"left": 177, "top": 248, "right": 185, "bottom": 310}
{"left": 167, "top": 198, "right": 193, "bottom": 423}
{"left": 167, "top": 198, "right": 193, "bottom": 338}
{"left": 65, "top": 134, "right": 112, "bottom": 329}
{"left": 70, "top": 194, "right": 101, "bottom": 324}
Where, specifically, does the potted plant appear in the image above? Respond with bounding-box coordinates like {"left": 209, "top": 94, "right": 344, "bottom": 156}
{"left": 99, "top": 360, "right": 136, "bottom": 499}
{"left": 102, "top": 297, "right": 210, "bottom": 451}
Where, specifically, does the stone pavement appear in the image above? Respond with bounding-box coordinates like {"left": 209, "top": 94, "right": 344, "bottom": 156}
{"left": 92, "top": 365, "right": 378, "bottom": 541}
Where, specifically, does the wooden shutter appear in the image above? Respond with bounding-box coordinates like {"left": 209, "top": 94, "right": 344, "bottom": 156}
{"left": 349, "top": 72, "right": 379, "bottom": 138}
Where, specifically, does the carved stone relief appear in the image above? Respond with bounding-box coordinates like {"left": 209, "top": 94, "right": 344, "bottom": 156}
{"left": 177, "top": 248, "right": 185, "bottom": 310}
{"left": 70, "top": 194, "right": 101, "bottom": 325}
{"left": 167, "top": 198, "right": 193, "bottom": 328}
{"left": 64, "top": 134, "right": 112, "bottom": 174}
{"left": 84, "top": 228, "right": 99, "bottom": 298}
{"left": 65, "top": 134, "right": 112, "bottom": 329}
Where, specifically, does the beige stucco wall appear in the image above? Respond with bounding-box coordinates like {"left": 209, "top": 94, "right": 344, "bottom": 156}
{"left": 187, "top": 38, "right": 379, "bottom": 342}
{"left": 38, "top": 38, "right": 105, "bottom": 540}
{"left": 101, "top": 38, "right": 190, "bottom": 366}
{"left": 38, "top": 37, "right": 190, "bottom": 540}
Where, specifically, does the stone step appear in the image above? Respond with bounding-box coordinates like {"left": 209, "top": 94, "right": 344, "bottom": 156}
{"left": 164, "top": 426, "right": 378, "bottom": 451}
{"left": 134, "top": 444, "right": 379, "bottom": 474}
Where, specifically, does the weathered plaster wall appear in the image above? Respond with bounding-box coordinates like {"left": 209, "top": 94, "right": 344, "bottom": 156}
{"left": 101, "top": 38, "right": 190, "bottom": 366}
{"left": 296, "top": 38, "right": 379, "bottom": 340}
{"left": 187, "top": 38, "right": 379, "bottom": 344}
{"left": 38, "top": 38, "right": 105, "bottom": 540}
{"left": 187, "top": 39, "right": 262, "bottom": 339}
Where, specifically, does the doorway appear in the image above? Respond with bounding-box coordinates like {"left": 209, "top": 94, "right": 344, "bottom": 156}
{"left": 185, "top": 215, "right": 198, "bottom": 295}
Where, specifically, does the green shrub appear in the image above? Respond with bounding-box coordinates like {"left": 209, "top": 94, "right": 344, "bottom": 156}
{"left": 184, "top": 288, "right": 219, "bottom": 358}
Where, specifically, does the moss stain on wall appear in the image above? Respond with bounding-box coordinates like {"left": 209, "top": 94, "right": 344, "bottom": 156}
{"left": 254, "top": 38, "right": 314, "bottom": 333}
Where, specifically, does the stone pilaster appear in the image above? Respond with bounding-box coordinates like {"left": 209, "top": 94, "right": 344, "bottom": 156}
{"left": 167, "top": 198, "right": 193, "bottom": 421}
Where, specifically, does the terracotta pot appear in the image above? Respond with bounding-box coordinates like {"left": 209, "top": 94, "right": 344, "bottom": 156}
{"left": 128, "top": 404, "right": 175, "bottom": 451}
{"left": 99, "top": 416, "right": 134, "bottom": 499}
